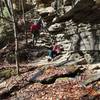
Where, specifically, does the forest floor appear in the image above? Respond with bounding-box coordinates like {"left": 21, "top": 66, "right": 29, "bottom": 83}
{"left": 0, "top": 35, "right": 100, "bottom": 100}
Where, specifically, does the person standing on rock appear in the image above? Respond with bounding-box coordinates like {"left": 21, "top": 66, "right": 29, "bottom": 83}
{"left": 30, "top": 12, "right": 43, "bottom": 46}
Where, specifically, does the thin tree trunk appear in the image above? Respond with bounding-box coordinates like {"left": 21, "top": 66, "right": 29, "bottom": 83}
{"left": 0, "top": 1, "right": 3, "bottom": 16}
{"left": 10, "top": 0, "right": 19, "bottom": 75}
{"left": 4, "top": 0, "right": 12, "bottom": 16}
{"left": 21, "top": 0, "right": 28, "bottom": 44}
{"left": 0, "top": 0, "right": 3, "bottom": 23}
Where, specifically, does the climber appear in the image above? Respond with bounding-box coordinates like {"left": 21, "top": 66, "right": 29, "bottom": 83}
{"left": 30, "top": 12, "right": 42, "bottom": 46}
{"left": 48, "top": 41, "right": 63, "bottom": 61}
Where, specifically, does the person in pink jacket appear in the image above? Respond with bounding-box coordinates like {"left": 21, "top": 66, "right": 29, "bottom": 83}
{"left": 48, "top": 41, "right": 63, "bottom": 61}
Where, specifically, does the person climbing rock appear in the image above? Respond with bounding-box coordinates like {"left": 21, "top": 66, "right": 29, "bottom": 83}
{"left": 48, "top": 41, "right": 63, "bottom": 61}
{"left": 30, "top": 13, "right": 42, "bottom": 46}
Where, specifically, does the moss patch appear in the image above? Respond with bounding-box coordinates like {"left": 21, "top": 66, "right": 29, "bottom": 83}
{"left": 0, "top": 68, "right": 17, "bottom": 79}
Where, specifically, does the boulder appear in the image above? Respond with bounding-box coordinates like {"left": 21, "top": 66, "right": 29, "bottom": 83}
{"left": 48, "top": 23, "right": 64, "bottom": 32}
{"left": 37, "top": 7, "right": 55, "bottom": 15}
{"left": 64, "top": 6, "right": 72, "bottom": 13}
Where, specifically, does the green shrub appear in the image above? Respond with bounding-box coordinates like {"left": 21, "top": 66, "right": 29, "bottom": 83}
{"left": 0, "top": 68, "right": 16, "bottom": 79}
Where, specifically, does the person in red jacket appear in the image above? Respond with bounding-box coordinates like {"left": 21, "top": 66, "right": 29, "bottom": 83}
{"left": 30, "top": 14, "right": 42, "bottom": 46}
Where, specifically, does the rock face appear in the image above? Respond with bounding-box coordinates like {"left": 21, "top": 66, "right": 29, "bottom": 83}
{"left": 53, "top": 0, "right": 96, "bottom": 23}
{"left": 48, "top": 0, "right": 100, "bottom": 51}
{"left": 40, "top": 0, "right": 99, "bottom": 63}
{"left": 37, "top": 7, "right": 55, "bottom": 15}
{"left": 48, "top": 20, "right": 100, "bottom": 51}
{"left": 48, "top": 23, "right": 65, "bottom": 32}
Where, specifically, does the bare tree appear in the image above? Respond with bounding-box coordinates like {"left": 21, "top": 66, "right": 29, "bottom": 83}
{"left": 10, "top": 0, "right": 20, "bottom": 75}
{"left": 0, "top": 0, "right": 3, "bottom": 22}
{"left": 21, "top": 0, "right": 28, "bottom": 44}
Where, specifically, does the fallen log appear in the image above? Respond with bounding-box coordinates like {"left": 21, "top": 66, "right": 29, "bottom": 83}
{"left": 35, "top": 66, "right": 80, "bottom": 84}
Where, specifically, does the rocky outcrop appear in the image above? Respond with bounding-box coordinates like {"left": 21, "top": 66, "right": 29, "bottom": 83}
{"left": 45, "top": 0, "right": 100, "bottom": 62}
{"left": 32, "top": 0, "right": 100, "bottom": 63}
{"left": 53, "top": 0, "right": 96, "bottom": 23}
{"left": 48, "top": 20, "right": 100, "bottom": 51}
{"left": 48, "top": 23, "right": 65, "bottom": 32}
{"left": 37, "top": 7, "right": 55, "bottom": 15}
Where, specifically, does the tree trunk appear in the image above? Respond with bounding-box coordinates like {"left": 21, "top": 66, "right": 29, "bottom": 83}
{"left": 10, "top": 0, "right": 19, "bottom": 75}
{"left": 21, "top": 0, "right": 28, "bottom": 45}
{"left": 0, "top": 0, "right": 3, "bottom": 22}
{"left": 4, "top": 0, "right": 12, "bottom": 16}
